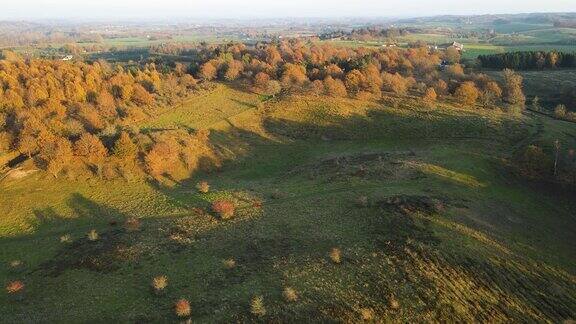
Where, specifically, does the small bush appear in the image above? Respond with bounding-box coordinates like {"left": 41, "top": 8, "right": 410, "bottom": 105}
{"left": 388, "top": 295, "right": 400, "bottom": 309}
{"left": 554, "top": 104, "right": 567, "bottom": 119}
{"left": 270, "top": 190, "right": 286, "bottom": 199}
{"left": 359, "top": 308, "right": 374, "bottom": 321}
{"left": 223, "top": 258, "right": 236, "bottom": 269}
{"left": 152, "top": 275, "right": 168, "bottom": 293}
{"left": 196, "top": 181, "right": 210, "bottom": 193}
{"left": 60, "top": 234, "right": 72, "bottom": 243}
{"left": 6, "top": 281, "right": 24, "bottom": 294}
{"left": 124, "top": 217, "right": 141, "bottom": 232}
{"left": 175, "top": 299, "right": 191, "bottom": 317}
{"left": 329, "top": 248, "right": 342, "bottom": 264}
{"left": 356, "top": 196, "right": 369, "bottom": 207}
{"left": 211, "top": 200, "right": 235, "bottom": 220}
{"left": 283, "top": 287, "right": 298, "bottom": 302}
{"left": 250, "top": 295, "right": 267, "bottom": 317}
{"left": 87, "top": 229, "right": 99, "bottom": 241}
{"left": 9, "top": 260, "right": 22, "bottom": 269}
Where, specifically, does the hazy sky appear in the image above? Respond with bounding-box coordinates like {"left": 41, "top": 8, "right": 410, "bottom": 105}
{"left": 1, "top": 0, "right": 574, "bottom": 20}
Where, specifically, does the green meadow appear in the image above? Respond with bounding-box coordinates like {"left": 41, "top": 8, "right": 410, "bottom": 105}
{"left": 1, "top": 84, "right": 575, "bottom": 322}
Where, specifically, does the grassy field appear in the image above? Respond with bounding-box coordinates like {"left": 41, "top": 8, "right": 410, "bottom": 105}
{"left": 141, "top": 84, "right": 261, "bottom": 131}
{"left": 1, "top": 85, "right": 575, "bottom": 322}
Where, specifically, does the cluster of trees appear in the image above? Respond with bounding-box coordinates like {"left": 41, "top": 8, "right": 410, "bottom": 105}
{"left": 0, "top": 41, "right": 530, "bottom": 181}
{"left": 553, "top": 20, "right": 576, "bottom": 28}
{"left": 478, "top": 51, "right": 576, "bottom": 70}
{"left": 320, "top": 28, "right": 412, "bottom": 41}
{"left": 553, "top": 104, "right": 576, "bottom": 122}
{"left": 0, "top": 53, "right": 202, "bottom": 179}
{"left": 517, "top": 143, "right": 576, "bottom": 187}
{"left": 186, "top": 41, "right": 524, "bottom": 110}
{"left": 0, "top": 23, "right": 104, "bottom": 47}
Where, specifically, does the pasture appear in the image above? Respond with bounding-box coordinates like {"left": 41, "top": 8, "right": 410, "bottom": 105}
{"left": 1, "top": 85, "right": 575, "bottom": 322}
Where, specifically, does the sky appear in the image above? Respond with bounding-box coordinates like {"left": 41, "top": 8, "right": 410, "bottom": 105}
{"left": 1, "top": 0, "right": 574, "bottom": 20}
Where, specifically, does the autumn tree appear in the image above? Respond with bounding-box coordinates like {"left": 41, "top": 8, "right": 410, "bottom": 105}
{"left": 74, "top": 133, "right": 108, "bottom": 176}
{"left": 145, "top": 141, "right": 180, "bottom": 178}
{"left": 281, "top": 64, "right": 308, "bottom": 90}
{"left": 554, "top": 104, "right": 567, "bottom": 119}
{"left": 323, "top": 76, "right": 348, "bottom": 97}
{"left": 17, "top": 134, "right": 39, "bottom": 158}
{"left": 131, "top": 84, "right": 154, "bottom": 106}
{"left": 224, "top": 60, "right": 244, "bottom": 81}
{"left": 479, "top": 81, "right": 502, "bottom": 107}
{"left": 381, "top": 73, "right": 409, "bottom": 94}
{"left": 253, "top": 72, "right": 271, "bottom": 93}
{"left": 445, "top": 46, "right": 461, "bottom": 64}
{"left": 423, "top": 87, "right": 437, "bottom": 103}
{"left": 454, "top": 81, "right": 479, "bottom": 106}
{"left": 433, "top": 79, "right": 448, "bottom": 96}
{"left": 96, "top": 89, "right": 117, "bottom": 118}
{"left": 200, "top": 62, "right": 217, "bottom": 80}
{"left": 344, "top": 69, "right": 366, "bottom": 95}
{"left": 446, "top": 64, "right": 465, "bottom": 79}
{"left": 308, "top": 80, "right": 325, "bottom": 96}
{"left": 502, "top": 69, "right": 525, "bottom": 109}
{"left": 113, "top": 131, "right": 138, "bottom": 168}
{"left": 40, "top": 137, "right": 73, "bottom": 178}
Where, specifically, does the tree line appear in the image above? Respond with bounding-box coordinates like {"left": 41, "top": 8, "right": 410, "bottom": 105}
{"left": 176, "top": 40, "right": 524, "bottom": 110}
{"left": 478, "top": 51, "right": 576, "bottom": 70}
{"left": 0, "top": 41, "right": 528, "bottom": 181}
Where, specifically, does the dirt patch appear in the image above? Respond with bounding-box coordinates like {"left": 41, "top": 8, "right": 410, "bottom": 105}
{"left": 288, "top": 151, "right": 422, "bottom": 182}
{"left": 37, "top": 229, "right": 144, "bottom": 276}
{"left": 1, "top": 167, "right": 38, "bottom": 181}
{"left": 377, "top": 194, "right": 446, "bottom": 215}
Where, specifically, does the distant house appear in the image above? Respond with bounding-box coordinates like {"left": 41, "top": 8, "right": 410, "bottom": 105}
{"left": 381, "top": 43, "right": 397, "bottom": 48}
{"left": 439, "top": 41, "right": 464, "bottom": 52}
{"left": 452, "top": 41, "right": 464, "bottom": 51}
{"left": 61, "top": 55, "right": 74, "bottom": 61}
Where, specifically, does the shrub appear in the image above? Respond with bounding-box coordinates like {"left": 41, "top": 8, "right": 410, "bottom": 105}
{"left": 87, "top": 229, "right": 99, "bottom": 241}
{"left": 356, "top": 196, "right": 369, "bottom": 208}
{"left": 152, "top": 275, "right": 168, "bottom": 294}
{"left": 381, "top": 73, "right": 409, "bottom": 94}
{"left": 283, "top": 287, "right": 298, "bottom": 302}
{"left": 9, "top": 260, "right": 22, "bottom": 269}
{"left": 211, "top": 200, "right": 235, "bottom": 220}
{"left": 423, "top": 87, "right": 437, "bottom": 103}
{"left": 270, "top": 190, "right": 286, "bottom": 199}
{"left": 566, "top": 111, "right": 576, "bottom": 122}
{"left": 196, "top": 181, "right": 210, "bottom": 193}
{"left": 388, "top": 295, "right": 400, "bottom": 309}
{"left": 6, "top": 281, "right": 24, "bottom": 294}
{"left": 250, "top": 295, "right": 267, "bottom": 317}
{"left": 517, "top": 145, "right": 552, "bottom": 178}
{"left": 454, "top": 81, "right": 479, "bottom": 106}
{"left": 223, "top": 258, "right": 236, "bottom": 269}
{"left": 502, "top": 69, "right": 525, "bottom": 108}
{"left": 124, "top": 217, "right": 141, "bottom": 232}
{"left": 359, "top": 308, "right": 374, "bottom": 321}
{"left": 323, "top": 76, "right": 348, "bottom": 97}
{"left": 175, "top": 299, "right": 191, "bottom": 317}
{"left": 554, "top": 104, "right": 567, "bottom": 119}
{"left": 329, "top": 248, "right": 342, "bottom": 264}
{"left": 60, "top": 234, "right": 72, "bottom": 243}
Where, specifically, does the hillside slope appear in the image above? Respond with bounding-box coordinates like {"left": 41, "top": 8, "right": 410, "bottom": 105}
{"left": 1, "top": 85, "right": 575, "bottom": 322}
